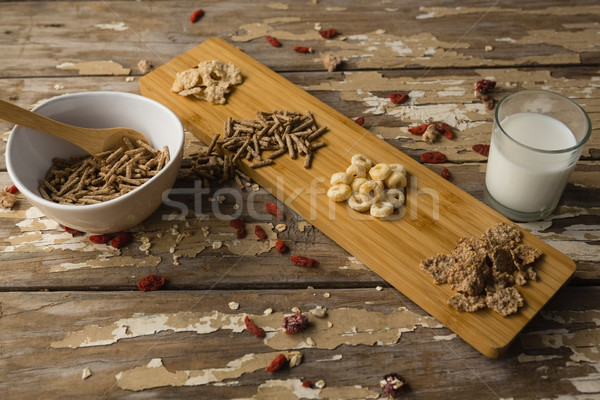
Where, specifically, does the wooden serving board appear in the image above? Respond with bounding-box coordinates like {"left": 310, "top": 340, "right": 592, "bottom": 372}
{"left": 139, "top": 38, "right": 576, "bottom": 358}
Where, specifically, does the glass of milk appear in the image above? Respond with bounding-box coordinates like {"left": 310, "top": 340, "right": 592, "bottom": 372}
{"left": 485, "top": 90, "right": 591, "bottom": 221}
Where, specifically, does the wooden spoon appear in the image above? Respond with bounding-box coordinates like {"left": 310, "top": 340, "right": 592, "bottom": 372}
{"left": 0, "top": 99, "right": 149, "bottom": 154}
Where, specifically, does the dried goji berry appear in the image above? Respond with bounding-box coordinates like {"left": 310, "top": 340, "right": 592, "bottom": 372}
{"left": 475, "top": 79, "right": 496, "bottom": 95}
{"left": 244, "top": 315, "right": 266, "bottom": 338}
{"left": 283, "top": 311, "right": 309, "bottom": 334}
{"left": 389, "top": 93, "right": 409, "bottom": 104}
{"left": 265, "top": 35, "right": 281, "bottom": 47}
{"left": 138, "top": 274, "right": 166, "bottom": 292}
{"left": 229, "top": 218, "right": 244, "bottom": 230}
{"left": 381, "top": 373, "right": 407, "bottom": 398}
{"left": 354, "top": 116, "right": 365, "bottom": 126}
{"left": 302, "top": 380, "right": 312, "bottom": 388}
{"left": 5, "top": 185, "right": 18, "bottom": 194}
{"left": 89, "top": 234, "right": 112, "bottom": 244}
{"left": 236, "top": 228, "right": 247, "bottom": 239}
{"left": 110, "top": 232, "right": 133, "bottom": 249}
{"left": 266, "top": 353, "right": 288, "bottom": 372}
{"left": 190, "top": 9, "right": 204, "bottom": 23}
{"left": 290, "top": 255, "right": 319, "bottom": 268}
{"left": 472, "top": 144, "right": 490, "bottom": 156}
{"left": 421, "top": 152, "right": 447, "bottom": 164}
{"left": 265, "top": 202, "right": 283, "bottom": 219}
{"left": 441, "top": 168, "right": 451, "bottom": 180}
{"left": 63, "top": 226, "right": 84, "bottom": 236}
{"left": 436, "top": 122, "right": 454, "bottom": 139}
{"left": 408, "top": 123, "right": 429, "bottom": 135}
{"left": 294, "top": 46, "right": 312, "bottom": 53}
{"left": 254, "top": 225, "right": 268, "bottom": 240}
{"left": 318, "top": 28, "right": 338, "bottom": 39}
{"left": 275, "top": 238, "right": 289, "bottom": 254}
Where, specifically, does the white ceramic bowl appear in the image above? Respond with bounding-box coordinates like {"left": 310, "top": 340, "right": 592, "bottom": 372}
{"left": 5, "top": 91, "right": 184, "bottom": 234}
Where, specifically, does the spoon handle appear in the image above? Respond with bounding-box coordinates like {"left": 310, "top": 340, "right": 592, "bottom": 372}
{"left": 0, "top": 99, "right": 97, "bottom": 151}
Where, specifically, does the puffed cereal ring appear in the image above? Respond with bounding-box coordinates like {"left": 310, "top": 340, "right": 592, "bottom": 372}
{"left": 370, "top": 201, "right": 394, "bottom": 218}
{"left": 351, "top": 154, "right": 373, "bottom": 171}
{"left": 359, "top": 180, "right": 384, "bottom": 202}
{"left": 345, "top": 163, "right": 366, "bottom": 179}
{"left": 369, "top": 163, "right": 391, "bottom": 181}
{"left": 351, "top": 177, "right": 368, "bottom": 193}
{"left": 347, "top": 193, "right": 373, "bottom": 212}
{"left": 384, "top": 171, "right": 407, "bottom": 189}
{"left": 389, "top": 164, "right": 406, "bottom": 175}
{"left": 327, "top": 183, "right": 351, "bottom": 202}
{"left": 385, "top": 189, "right": 405, "bottom": 208}
{"left": 330, "top": 172, "right": 353, "bottom": 185}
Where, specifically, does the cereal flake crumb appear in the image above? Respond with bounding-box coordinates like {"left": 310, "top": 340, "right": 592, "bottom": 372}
{"left": 171, "top": 60, "right": 242, "bottom": 105}
{"left": 82, "top": 367, "right": 92, "bottom": 380}
{"left": 228, "top": 301, "right": 239, "bottom": 310}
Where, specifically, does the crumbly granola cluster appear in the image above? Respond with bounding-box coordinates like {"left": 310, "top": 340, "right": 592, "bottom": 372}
{"left": 420, "top": 223, "right": 543, "bottom": 317}
{"left": 171, "top": 59, "right": 242, "bottom": 104}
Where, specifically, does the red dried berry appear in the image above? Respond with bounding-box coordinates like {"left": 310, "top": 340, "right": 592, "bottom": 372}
{"left": 441, "top": 168, "right": 451, "bottom": 180}
{"left": 5, "top": 185, "right": 18, "bottom": 194}
{"left": 389, "top": 93, "right": 409, "bottom": 104}
{"left": 265, "top": 202, "right": 283, "bottom": 219}
{"left": 244, "top": 315, "right": 266, "bottom": 338}
{"left": 254, "top": 225, "right": 268, "bottom": 240}
{"left": 190, "top": 9, "right": 204, "bottom": 23}
{"left": 138, "top": 275, "right": 166, "bottom": 292}
{"left": 354, "top": 116, "right": 365, "bottom": 126}
{"left": 63, "top": 226, "right": 84, "bottom": 236}
{"left": 110, "top": 232, "right": 133, "bottom": 249}
{"left": 283, "top": 312, "right": 309, "bottom": 334}
{"left": 408, "top": 123, "right": 429, "bottom": 135}
{"left": 472, "top": 144, "right": 490, "bottom": 156}
{"left": 266, "top": 353, "right": 288, "bottom": 372}
{"left": 302, "top": 380, "right": 312, "bottom": 388}
{"left": 265, "top": 35, "right": 281, "bottom": 47}
{"left": 290, "top": 255, "right": 319, "bottom": 268}
{"left": 229, "top": 218, "right": 245, "bottom": 230}
{"left": 318, "top": 28, "right": 338, "bottom": 39}
{"left": 421, "top": 152, "right": 447, "bottom": 164}
{"left": 236, "top": 227, "right": 247, "bottom": 239}
{"left": 89, "top": 234, "right": 113, "bottom": 244}
{"left": 275, "top": 238, "right": 289, "bottom": 254}
{"left": 380, "top": 373, "right": 407, "bottom": 398}
{"left": 436, "top": 122, "right": 454, "bottom": 139}
{"left": 294, "top": 46, "right": 312, "bottom": 53}
{"left": 475, "top": 79, "right": 496, "bottom": 95}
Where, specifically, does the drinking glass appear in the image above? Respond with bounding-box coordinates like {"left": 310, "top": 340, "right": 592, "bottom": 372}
{"left": 484, "top": 90, "right": 591, "bottom": 221}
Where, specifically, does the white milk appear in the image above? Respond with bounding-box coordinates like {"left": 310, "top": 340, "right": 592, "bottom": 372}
{"left": 485, "top": 112, "right": 577, "bottom": 213}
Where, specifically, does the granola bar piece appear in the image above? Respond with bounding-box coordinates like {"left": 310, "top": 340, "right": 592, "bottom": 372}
{"left": 511, "top": 244, "right": 543, "bottom": 267}
{"left": 448, "top": 292, "right": 487, "bottom": 313}
{"left": 451, "top": 236, "right": 487, "bottom": 266}
{"left": 483, "top": 223, "right": 522, "bottom": 251}
{"left": 485, "top": 287, "right": 524, "bottom": 317}
{"left": 420, "top": 254, "right": 454, "bottom": 284}
{"left": 446, "top": 260, "right": 489, "bottom": 296}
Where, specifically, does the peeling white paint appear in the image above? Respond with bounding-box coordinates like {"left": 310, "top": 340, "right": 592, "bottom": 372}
{"left": 94, "top": 21, "right": 128, "bottom": 31}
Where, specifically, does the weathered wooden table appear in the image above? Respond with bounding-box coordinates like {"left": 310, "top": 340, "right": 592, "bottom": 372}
{"left": 1, "top": 1, "right": 598, "bottom": 399}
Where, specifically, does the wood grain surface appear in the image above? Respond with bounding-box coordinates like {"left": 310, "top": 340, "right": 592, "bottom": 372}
{"left": 139, "top": 38, "right": 576, "bottom": 358}
{"left": 1, "top": 1, "right": 598, "bottom": 398}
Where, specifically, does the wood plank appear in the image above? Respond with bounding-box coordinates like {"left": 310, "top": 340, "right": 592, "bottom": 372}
{"left": 0, "top": 287, "right": 597, "bottom": 399}
{"left": 139, "top": 38, "right": 577, "bottom": 358}
{"left": 1, "top": 1, "right": 600, "bottom": 78}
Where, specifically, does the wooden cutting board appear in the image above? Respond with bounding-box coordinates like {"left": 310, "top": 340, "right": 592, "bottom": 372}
{"left": 139, "top": 37, "right": 576, "bottom": 358}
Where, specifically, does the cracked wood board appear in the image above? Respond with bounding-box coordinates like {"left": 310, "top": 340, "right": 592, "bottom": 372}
{"left": 139, "top": 37, "right": 576, "bottom": 358}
